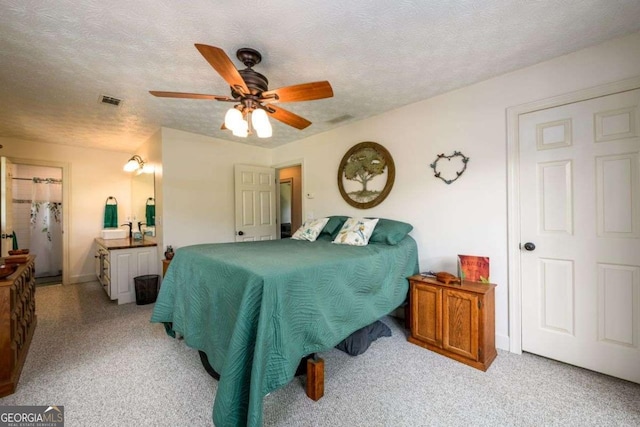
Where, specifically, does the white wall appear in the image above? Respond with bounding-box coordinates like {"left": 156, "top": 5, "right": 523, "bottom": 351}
{"left": 158, "top": 128, "right": 272, "bottom": 250}
{"left": 272, "top": 31, "right": 640, "bottom": 350}
{"left": 0, "top": 137, "right": 133, "bottom": 283}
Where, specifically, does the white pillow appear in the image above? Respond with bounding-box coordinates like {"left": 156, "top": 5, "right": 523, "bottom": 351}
{"left": 291, "top": 217, "right": 330, "bottom": 242}
{"left": 332, "top": 217, "right": 379, "bottom": 246}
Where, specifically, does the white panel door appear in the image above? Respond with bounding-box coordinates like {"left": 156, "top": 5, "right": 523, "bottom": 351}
{"left": 519, "top": 88, "right": 640, "bottom": 383}
{"left": 0, "top": 157, "right": 14, "bottom": 257}
{"left": 234, "top": 164, "right": 277, "bottom": 242}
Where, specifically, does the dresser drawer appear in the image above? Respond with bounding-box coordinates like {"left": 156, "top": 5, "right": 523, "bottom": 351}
{"left": 0, "top": 256, "right": 37, "bottom": 397}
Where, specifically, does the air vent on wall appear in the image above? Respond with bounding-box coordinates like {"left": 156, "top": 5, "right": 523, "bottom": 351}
{"left": 99, "top": 94, "right": 123, "bottom": 107}
{"left": 326, "top": 114, "right": 353, "bottom": 124}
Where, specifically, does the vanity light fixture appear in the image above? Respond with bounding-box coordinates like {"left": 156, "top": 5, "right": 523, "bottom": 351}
{"left": 124, "top": 154, "right": 145, "bottom": 174}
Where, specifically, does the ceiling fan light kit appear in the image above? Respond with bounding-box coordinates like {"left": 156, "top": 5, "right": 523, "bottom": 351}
{"left": 224, "top": 106, "right": 272, "bottom": 138}
{"left": 232, "top": 119, "right": 249, "bottom": 138}
{"left": 150, "top": 44, "right": 334, "bottom": 138}
{"left": 224, "top": 108, "right": 243, "bottom": 130}
{"left": 251, "top": 108, "right": 272, "bottom": 138}
{"left": 252, "top": 108, "right": 269, "bottom": 130}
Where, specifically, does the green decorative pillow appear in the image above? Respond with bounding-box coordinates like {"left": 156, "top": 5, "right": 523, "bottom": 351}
{"left": 320, "top": 215, "right": 349, "bottom": 239}
{"left": 315, "top": 233, "right": 334, "bottom": 241}
{"left": 368, "top": 218, "right": 414, "bottom": 245}
{"left": 291, "top": 217, "right": 330, "bottom": 242}
{"left": 332, "top": 217, "right": 379, "bottom": 246}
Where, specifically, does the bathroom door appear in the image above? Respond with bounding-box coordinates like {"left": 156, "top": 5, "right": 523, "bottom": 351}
{"left": 0, "top": 157, "right": 14, "bottom": 257}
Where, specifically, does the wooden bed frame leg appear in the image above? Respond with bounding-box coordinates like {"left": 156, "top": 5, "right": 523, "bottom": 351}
{"left": 305, "top": 357, "right": 324, "bottom": 401}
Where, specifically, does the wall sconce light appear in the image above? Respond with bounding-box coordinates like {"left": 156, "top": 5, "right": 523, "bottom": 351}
{"left": 124, "top": 155, "right": 143, "bottom": 172}
{"left": 123, "top": 155, "right": 153, "bottom": 174}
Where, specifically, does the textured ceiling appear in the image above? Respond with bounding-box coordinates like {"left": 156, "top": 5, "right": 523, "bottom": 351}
{"left": 1, "top": 0, "right": 640, "bottom": 152}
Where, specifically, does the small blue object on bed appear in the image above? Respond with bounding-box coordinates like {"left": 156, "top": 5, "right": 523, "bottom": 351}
{"left": 151, "top": 217, "right": 418, "bottom": 427}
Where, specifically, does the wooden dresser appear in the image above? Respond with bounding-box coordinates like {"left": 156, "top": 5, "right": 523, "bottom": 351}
{"left": 0, "top": 256, "right": 36, "bottom": 397}
{"left": 407, "top": 274, "right": 497, "bottom": 371}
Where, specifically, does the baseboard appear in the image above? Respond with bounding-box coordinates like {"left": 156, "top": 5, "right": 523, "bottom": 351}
{"left": 69, "top": 274, "right": 96, "bottom": 284}
{"left": 496, "top": 333, "right": 510, "bottom": 351}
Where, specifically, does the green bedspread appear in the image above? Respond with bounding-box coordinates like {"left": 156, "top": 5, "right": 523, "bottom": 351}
{"left": 151, "top": 236, "right": 419, "bottom": 426}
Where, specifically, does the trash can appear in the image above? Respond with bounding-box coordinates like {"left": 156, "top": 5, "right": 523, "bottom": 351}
{"left": 134, "top": 274, "right": 160, "bottom": 305}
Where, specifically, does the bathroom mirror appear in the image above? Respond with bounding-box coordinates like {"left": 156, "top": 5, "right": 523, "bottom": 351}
{"left": 131, "top": 171, "right": 155, "bottom": 236}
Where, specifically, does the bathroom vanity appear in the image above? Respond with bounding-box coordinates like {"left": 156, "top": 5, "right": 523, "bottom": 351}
{"left": 95, "top": 238, "right": 158, "bottom": 304}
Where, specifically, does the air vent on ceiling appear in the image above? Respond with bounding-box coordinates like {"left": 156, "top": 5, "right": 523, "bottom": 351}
{"left": 326, "top": 114, "right": 353, "bottom": 124}
{"left": 99, "top": 94, "right": 123, "bottom": 107}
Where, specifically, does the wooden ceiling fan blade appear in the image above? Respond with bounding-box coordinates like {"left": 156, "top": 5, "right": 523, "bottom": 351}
{"left": 262, "top": 81, "right": 333, "bottom": 103}
{"left": 194, "top": 44, "right": 249, "bottom": 94}
{"left": 266, "top": 105, "right": 312, "bottom": 130}
{"left": 149, "top": 91, "right": 232, "bottom": 101}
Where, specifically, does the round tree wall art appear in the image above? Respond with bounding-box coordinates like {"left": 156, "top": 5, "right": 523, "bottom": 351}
{"left": 337, "top": 141, "right": 396, "bottom": 209}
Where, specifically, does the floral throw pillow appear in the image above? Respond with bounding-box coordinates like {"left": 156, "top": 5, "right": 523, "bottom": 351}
{"left": 332, "top": 217, "right": 379, "bottom": 246}
{"left": 291, "top": 217, "right": 330, "bottom": 242}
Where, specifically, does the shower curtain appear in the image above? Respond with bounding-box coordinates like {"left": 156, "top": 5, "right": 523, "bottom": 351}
{"left": 30, "top": 177, "right": 62, "bottom": 278}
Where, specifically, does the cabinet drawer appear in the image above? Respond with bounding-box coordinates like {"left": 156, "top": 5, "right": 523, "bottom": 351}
{"left": 10, "top": 313, "right": 17, "bottom": 341}
{"left": 102, "top": 275, "right": 111, "bottom": 296}
{"left": 9, "top": 286, "right": 16, "bottom": 312}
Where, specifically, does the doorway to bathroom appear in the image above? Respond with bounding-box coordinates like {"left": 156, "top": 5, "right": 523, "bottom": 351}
{"left": 7, "top": 161, "right": 65, "bottom": 286}
{"left": 277, "top": 164, "right": 302, "bottom": 239}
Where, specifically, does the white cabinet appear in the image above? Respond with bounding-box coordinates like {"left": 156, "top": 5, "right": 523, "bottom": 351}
{"left": 95, "top": 239, "right": 159, "bottom": 304}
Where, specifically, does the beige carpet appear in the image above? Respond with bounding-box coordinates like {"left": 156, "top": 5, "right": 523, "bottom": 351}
{"left": 1, "top": 281, "right": 639, "bottom": 426}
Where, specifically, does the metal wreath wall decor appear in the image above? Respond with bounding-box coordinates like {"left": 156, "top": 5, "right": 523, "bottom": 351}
{"left": 430, "top": 151, "right": 470, "bottom": 184}
{"left": 338, "top": 141, "right": 395, "bottom": 209}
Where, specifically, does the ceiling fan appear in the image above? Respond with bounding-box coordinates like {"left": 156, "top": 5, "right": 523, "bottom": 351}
{"left": 149, "top": 44, "right": 334, "bottom": 138}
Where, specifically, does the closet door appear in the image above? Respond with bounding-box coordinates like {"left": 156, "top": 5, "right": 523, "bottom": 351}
{"left": 519, "top": 88, "right": 640, "bottom": 383}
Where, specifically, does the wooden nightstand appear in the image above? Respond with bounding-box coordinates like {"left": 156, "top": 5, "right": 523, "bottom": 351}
{"left": 407, "top": 274, "right": 497, "bottom": 371}
{"left": 162, "top": 259, "right": 171, "bottom": 277}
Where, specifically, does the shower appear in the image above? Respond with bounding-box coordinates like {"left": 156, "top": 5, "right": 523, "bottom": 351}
{"left": 12, "top": 164, "right": 63, "bottom": 284}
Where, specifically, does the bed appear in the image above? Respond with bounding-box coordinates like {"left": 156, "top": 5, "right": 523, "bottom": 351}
{"left": 151, "top": 217, "right": 419, "bottom": 426}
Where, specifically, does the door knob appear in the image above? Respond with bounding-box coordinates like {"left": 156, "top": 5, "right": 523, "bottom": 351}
{"left": 523, "top": 242, "right": 536, "bottom": 251}
{"left": 237, "top": 231, "right": 244, "bottom": 236}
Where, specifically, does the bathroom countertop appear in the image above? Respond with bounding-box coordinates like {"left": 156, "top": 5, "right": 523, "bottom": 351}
{"left": 95, "top": 237, "right": 157, "bottom": 250}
